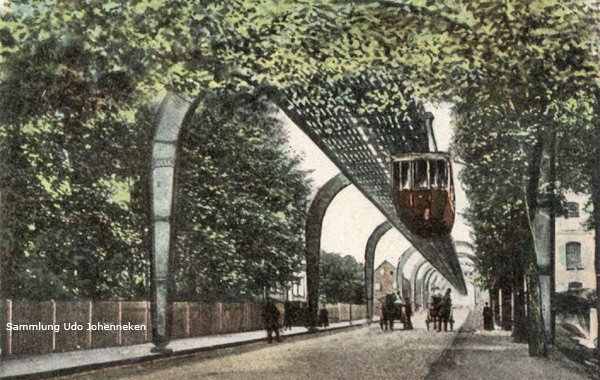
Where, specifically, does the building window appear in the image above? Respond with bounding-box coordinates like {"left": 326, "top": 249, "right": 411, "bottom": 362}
{"left": 375, "top": 283, "right": 381, "bottom": 291}
{"left": 568, "top": 282, "right": 583, "bottom": 291}
{"left": 390, "top": 271, "right": 394, "bottom": 275}
{"left": 567, "top": 202, "right": 579, "bottom": 218}
{"left": 566, "top": 242, "right": 582, "bottom": 270}
{"left": 297, "top": 278, "right": 305, "bottom": 297}
{"left": 380, "top": 268, "right": 385, "bottom": 275}
{"left": 293, "top": 280, "right": 303, "bottom": 297}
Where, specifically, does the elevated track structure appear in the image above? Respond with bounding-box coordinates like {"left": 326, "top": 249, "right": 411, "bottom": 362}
{"left": 149, "top": 71, "right": 467, "bottom": 350}
{"left": 273, "top": 73, "right": 466, "bottom": 293}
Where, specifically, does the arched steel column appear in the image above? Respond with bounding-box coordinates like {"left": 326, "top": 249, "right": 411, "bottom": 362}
{"left": 305, "top": 173, "right": 351, "bottom": 330}
{"left": 150, "top": 92, "right": 198, "bottom": 352}
{"left": 455, "top": 241, "right": 475, "bottom": 252}
{"left": 430, "top": 274, "right": 442, "bottom": 294}
{"left": 365, "top": 221, "right": 392, "bottom": 322}
{"left": 410, "top": 259, "right": 431, "bottom": 311}
{"left": 396, "top": 247, "right": 418, "bottom": 297}
{"left": 457, "top": 251, "right": 477, "bottom": 262}
{"left": 437, "top": 278, "right": 449, "bottom": 291}
{"left": 457, "top": 251, "right": 476, "bottom": 287}
{"left": 422, "top": 267, "right": 437, "bottom": 308}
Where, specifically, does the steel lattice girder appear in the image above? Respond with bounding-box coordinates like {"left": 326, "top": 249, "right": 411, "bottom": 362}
{"left": 271, "top": 72, "right": 467, "bottom": 294}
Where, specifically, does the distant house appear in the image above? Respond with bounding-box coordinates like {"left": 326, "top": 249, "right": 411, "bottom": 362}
{"left": 555, "top": 193, "right": 595, "bottom": 293}
{"left": 374, "top": 260, "right": 396, "bottom": 311}
{"left": 267, "top": 260, "right": 308, "bottom": 303}
{"left": 555, "top": 192, "right": 597, "bottom": 347}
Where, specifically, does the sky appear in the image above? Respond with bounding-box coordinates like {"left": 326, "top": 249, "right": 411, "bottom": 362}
{"left": 281, "top": 102, "right": 477, "bottom": 305}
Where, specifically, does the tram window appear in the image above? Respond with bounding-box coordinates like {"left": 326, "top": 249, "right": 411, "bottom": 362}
{"left": 413, "top": 160, "right": 428, "bottom": 189}
{"left": 431, "top": 160, "right": 447, "bottom": 189}
{"left": 400, "top": 161, "right": 411, "bottom": 189}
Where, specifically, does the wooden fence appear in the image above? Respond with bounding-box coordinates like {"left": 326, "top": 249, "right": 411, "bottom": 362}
{"left": 0, "top": 300, "right": 365, "bottom": 358}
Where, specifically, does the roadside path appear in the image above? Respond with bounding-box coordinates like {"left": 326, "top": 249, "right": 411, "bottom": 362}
{"left": 0, "top": 319, "right": 365, "bottom": 379}
{"left": 424, "top": 308, "right": 592, "bottom": 380}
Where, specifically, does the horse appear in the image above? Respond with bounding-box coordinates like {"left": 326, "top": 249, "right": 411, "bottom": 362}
{"left": 380, "top": 293, "right": 404, "bottom": 331}
{"left": 426, "top": 294, "right": 454, "bottom": 332}
{"left": 438, "top": 293, "right": 453, "bottom": 332}
{"left": 426, "top": 295, "right": 442, "bottom": 331}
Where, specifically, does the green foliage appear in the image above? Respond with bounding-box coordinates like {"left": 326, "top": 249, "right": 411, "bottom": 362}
{"left": 2, "top": 0, "right": 600, "bottom": 310}
{"left": 451, "top": 0, "right": 599, "bottom": 291}
{"left": 0, "top": 28, "right": 153, "bottom": 300}
{"left": 173, "top": 93, "right": 310, "bottom": 302}
{"left": 0, "top": 2, "right": 314, "bottom": 300}
{"left": 319, "top": 251, "right": 364, "bottom": 304}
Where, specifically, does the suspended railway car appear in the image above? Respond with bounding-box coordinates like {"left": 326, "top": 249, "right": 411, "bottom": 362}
{"left": 391, "top": 152, "right": 455, "bottom": 237}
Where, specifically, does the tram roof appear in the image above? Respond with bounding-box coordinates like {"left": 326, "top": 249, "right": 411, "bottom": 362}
{"left": 270, "top": 71, "right": 467, "bottom": 295}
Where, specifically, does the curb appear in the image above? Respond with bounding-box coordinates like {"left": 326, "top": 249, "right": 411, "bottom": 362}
{"left": 0, "top": 322, "right": 366, "bottom": 380}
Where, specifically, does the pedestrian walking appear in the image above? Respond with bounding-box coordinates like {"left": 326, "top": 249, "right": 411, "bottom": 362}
{"left": 262, "top": 298, "right": 282, "bottom": 343}
{"left": 379, "top": 303, "right": 388, "bottom": 331}
{"left": 482, "top": 302, "right": 494, "bottom": 331}
{"left": 439, "top": 288, "right": 452, "bottom": 332}
{"left": 318, "top": 302, "right": 329, "bottom": 328}
{"left": 404, "top": 297, "right": 413, "bottom": 330}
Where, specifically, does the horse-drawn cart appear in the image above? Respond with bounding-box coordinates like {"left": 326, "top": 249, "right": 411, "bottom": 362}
{"left": 380, "top": 293, "right": 409, "bottom": 331}
{"left": 425, "top": 295, "right": 453, "bottom": 331}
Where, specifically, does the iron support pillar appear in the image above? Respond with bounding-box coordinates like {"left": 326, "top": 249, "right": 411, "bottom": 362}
{"left": 305, "top": 173, "right": 351, "bottom": 331}
{"left": 410, "top": 258, "right": 429, "bottom": 311}
{"left": 396, "top": 247, "right": 418, "bottom": 300}
{"left": 422, "top": 268, "right": 436, "bottom": 308}
{"left": 365, "top": 222, "right": 392, "bottom": 322}
{"left": 150, "top": 92, "right": 195, "bottom": 353}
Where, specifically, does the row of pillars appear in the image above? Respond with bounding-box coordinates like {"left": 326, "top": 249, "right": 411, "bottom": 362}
{"left": 147, "top": 93, "right": 468, "bottom": 351}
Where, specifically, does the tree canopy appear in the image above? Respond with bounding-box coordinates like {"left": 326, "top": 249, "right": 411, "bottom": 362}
{"left": 319, "top": 251, "right": 364, "bottom": 304}
{"left": 2, "top": 3, "right": 600, "bottom": 361}
{"left": 173, "top": 92, "right": 310, "bottom": 302}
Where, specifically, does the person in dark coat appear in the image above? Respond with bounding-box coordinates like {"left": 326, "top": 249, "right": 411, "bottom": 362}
{"left": 385, "top": 294, "right": 396, "bottom": 331}
{"left": 379, "top": 303, "right": 388, "bottom": 331}
{"left": 482, "top": 302, "right": 494, "bottom": 331}
{"left": 439, "top": 288, "right": 452, "bottom": 332}
{"left": 318, "top": 302, "right": 329, "bottom": 328}
{"left": 262, "top": 298, "right": 282, "bottom": 343}
{"left": 404, "top": 297, "right": 413, "bottom": 330}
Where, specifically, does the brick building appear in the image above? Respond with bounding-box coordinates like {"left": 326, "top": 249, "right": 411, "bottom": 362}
{"left": 374, "top": 260, "right": 396, "bottom": 311}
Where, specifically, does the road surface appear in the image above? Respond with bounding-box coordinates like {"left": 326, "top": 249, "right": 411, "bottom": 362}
{"left": 58, "top": 309, "right": 469, "bottom": 380}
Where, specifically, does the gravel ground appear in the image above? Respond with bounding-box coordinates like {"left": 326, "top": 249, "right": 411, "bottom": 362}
{"left": 58, "top": 309, "right": 469, "bottom": 380}
{"left": 424, "top": 309, "right": 593, "bottom": 380}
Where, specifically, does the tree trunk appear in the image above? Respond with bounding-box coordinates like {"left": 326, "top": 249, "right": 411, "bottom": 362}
{"left": 524, "top": 134, "right": 546, "bottom": 356}
{"left": 491, "top": 286, "right": 501, "bottom": 326}
{"left": 592, "top": 191, "right": 600, "bottom": 379}
{"left": 532, "top": 131, "right": 557, "bottom": 347}
{"left": 593, "top": 92, "right": 600, "bottom": 379}
{"left": 512, "top": 265, "right": 528, "bottom": 343}
{"left": 525, "top": 258, "right": 545, "bottom": 356}
{"left": 510, "top": 205, "right": 528, "bottom": 343}
{"left": 501, "top": 283, "right": 513, "bottom": 330}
